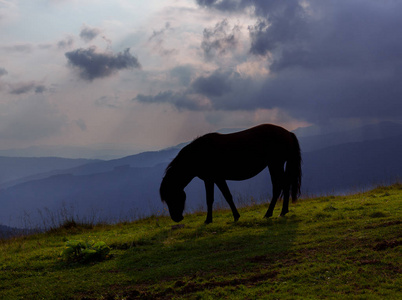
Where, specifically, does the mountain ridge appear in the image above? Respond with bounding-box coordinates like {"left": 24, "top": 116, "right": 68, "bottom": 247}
{"left": 1, "top": 122, "right": 401, "bottom": 229}
{"left": 1, "top": 133, "right": 401, "bottom": 228}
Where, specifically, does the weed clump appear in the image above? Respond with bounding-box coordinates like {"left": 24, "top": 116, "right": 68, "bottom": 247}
{"left": 323, "top": 204, "right": 338, "bottom": 212}
{"left": 369, "top": 211, "right": 387, "bottom": 218}
{"left": 313, "top": 212, "right": 331, "bottom": 219}
{"left": 60, "top": 239, "right": 110, "bottom": 263}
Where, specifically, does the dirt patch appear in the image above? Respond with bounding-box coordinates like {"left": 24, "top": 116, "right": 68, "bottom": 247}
{"left": 175, "top": 271, "right": 279, "bottom": 295}
{"left": 364, "top": 220, "right": 402, "bottom": 229}
{"left": 171, "top": 224, "right": 185, "bottom": 230}
{"left": 358, "top": 259, "right": 380, "bottom": 265}
{"left": 249, "top": 253, "right": 300, "bottom": 267}
{"left": 102, "top": 271, "right": 279, "bottom": 299}
{"left": 373, "top": 239, "right": 402, "bottom": 251}
{"left": 249, "top": 255, "right": 275, "bottom": 264}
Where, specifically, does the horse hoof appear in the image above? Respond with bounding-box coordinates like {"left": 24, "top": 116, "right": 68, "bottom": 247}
{"left": 264, "top": 214, "right": 272, "bottom": 219}
{"left": 204, "top": 219, "right": 212, "bottom": 224}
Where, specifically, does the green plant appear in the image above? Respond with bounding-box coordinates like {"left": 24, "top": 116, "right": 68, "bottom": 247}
{"left": 60, "top": 239, "right": 110, "bottom": 263}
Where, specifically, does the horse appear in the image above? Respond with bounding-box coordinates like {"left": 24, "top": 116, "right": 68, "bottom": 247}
{"left": 160, "top": 124, "right": 302, "bottom": 224}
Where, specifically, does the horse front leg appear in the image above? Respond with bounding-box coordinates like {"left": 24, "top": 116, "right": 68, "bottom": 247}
{"left": 204, "top": 180, "right": 214, "bottom": 224}
{"left": 216, "top": 180, "right": 240, "bottom": 222}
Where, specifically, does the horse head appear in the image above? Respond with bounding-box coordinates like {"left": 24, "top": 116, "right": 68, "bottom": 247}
{"left": 160, "top": 176, "right": 186, "bottom": 222}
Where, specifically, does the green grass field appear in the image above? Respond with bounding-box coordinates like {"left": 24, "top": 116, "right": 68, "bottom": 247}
{"left": 1, "top": 184, "right": 401, "bottom": 299}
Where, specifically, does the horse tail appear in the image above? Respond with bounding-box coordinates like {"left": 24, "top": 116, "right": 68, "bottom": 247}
{"left": 286, "top": 132, "right": 302, "bottom": 202}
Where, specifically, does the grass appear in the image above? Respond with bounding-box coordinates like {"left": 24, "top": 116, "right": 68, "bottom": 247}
{"left": 0, "top": 184, "right": 401, "bottom": 299}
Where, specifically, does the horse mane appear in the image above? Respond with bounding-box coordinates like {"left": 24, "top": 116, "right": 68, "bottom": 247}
{"left": 164, "top": 135, "right": 205, "bottom": 175}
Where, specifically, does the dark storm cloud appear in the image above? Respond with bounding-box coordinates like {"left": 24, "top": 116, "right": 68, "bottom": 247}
{"left": 9, "top": 82, "right": 46, "bottom": 95}
{"left": 135, "top": 90, "right": 211, "bottom": 111}
{"left": 191, "top": 69, "right": 232, "bottom": 97}
{"left": 0, "top": 67, "right": 7, "bottom": 77}
{"left": 201, "top": 19, "right": 240, "bottom": 59}
{"left": 34, "top": 85, "right": 47, "bottom": 94}
{"left": 196, "top": 0, "right": 248, "bottom": 11}
{"left": 198, "top": 0, "right": 307, "bottom": 56}
{"left": 170, "top": 65, "right": 195, "bottom": 86}
{"left": 191, "top": 0, "right": 402, "bottom": 124}
{"left": 135, "top": 70, "right": 228, "bottom": 110}
{"left": 65, "top": 47, "right": 141, "bottom": 81}
{"left": 80, "top": 25, "right": 101, "bottom": 42}
{"left": 136, "top": 91, "right": 177, "bottom": 104}
{"left": 135, "top": 69, "right": 255, "bottom": 112}
{"left": 248, "top": 1, "right": 307, "bottom": 57}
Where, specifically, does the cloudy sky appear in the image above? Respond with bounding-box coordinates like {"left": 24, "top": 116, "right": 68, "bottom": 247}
{"left": 1, "top": 0, "right": 401, "bottom": 156}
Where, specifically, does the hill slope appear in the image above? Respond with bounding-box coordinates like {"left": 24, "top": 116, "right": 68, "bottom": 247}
{"left": 0, "top": 184, "right": 401, "bottom": 299}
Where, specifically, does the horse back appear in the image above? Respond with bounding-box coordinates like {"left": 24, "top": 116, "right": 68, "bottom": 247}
{"left": 190, "top": 124, "right": 295, "bottom": 180}
{"left": 206, "top": 124, "right": 293, "bottom": 152}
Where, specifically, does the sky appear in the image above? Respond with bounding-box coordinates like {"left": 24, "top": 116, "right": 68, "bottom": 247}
{"left": 1, "top": 0, "right": 401, "bottom": 157}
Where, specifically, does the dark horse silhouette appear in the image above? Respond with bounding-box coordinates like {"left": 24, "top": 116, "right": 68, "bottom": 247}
{"left": 160, "top": 124, "right": 302, "bottom": 224}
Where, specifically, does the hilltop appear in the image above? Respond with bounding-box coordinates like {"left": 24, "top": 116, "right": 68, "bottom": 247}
{"left": 1, "top": 184, "right": 401, "bottom": 299}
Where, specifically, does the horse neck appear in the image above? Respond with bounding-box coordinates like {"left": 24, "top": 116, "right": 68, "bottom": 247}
{"left": 165, "top": 164, "right": 194, "bottom": 190}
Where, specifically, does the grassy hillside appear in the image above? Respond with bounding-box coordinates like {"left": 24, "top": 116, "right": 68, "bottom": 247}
{"left": 1, "top": 184, "right": 401, "bottom": 299}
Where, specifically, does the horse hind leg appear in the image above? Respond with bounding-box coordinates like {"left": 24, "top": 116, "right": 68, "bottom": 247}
{"left": 280, "top": 162, "right": 293, "bottom": 216}
{"left": 280, "top": 184, "right": 290, "bottom": 216}
{"left": 264, "top": 182, "right": 283, "bottom": 218}
{"left": 216, "top": 180, "right": 240, "bottom": 222}
{"left": 264, "top": 164, "right": 284, "bottom": 218}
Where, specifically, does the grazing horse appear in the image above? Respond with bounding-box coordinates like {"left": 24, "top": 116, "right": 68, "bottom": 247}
{"left": 160, "top": 124, "right": 302, "bottom": 224}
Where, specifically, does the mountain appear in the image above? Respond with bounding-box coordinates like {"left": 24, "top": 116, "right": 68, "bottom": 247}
{"left": 298, "top": 121, "right": 402, "bottom": 152}
{"left": 0, "top": 157, "right": 99, "bottom": 188}
{"left": 0, "top": 145, "right": 142, "bottom": 160}
{"left": 60, "top": 147, "right": 181, "bottom": 176}
{"left": 1, "top": 122, "right": 401, "bottom": 229}
{"left": 0, "top": 147, "right": 181, "bottom": 190}
{"left": 0, "top": 164, "right": 168, "bottom": 228}
{"left": 1, "top": 135, "right": 401, "bottom": 229}
{"left": 302, "top": 134, "right": 402, "bottom": 194}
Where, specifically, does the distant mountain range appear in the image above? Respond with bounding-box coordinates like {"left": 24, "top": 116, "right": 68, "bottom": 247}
{"left": 0, "top": 157, "right": 98, "bottom": 187}
{"left": 0, "top": 145, "right": 142, "bottom": 160}
{"left": 0, "top": 224, "right": 36, "bottom": 239}
{"left": 0, "top": 148, "right": 180, "bottom": 190}
{"left": 298, "top": 121, "right": 402, "bottom": 152}
{"left": 1, "top": 122, "right": 401, "bottom": 231}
